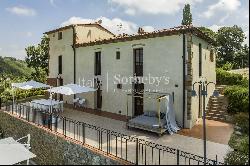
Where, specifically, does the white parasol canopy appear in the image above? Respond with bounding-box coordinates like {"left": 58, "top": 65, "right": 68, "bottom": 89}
{"left": 0, "top": 137, "right": 36, "bottom": 165}
{"left": 47, "top": 84, "right": 96, "bottom": 95}
{"left": 11, "top": 80, "right": 51, "bottom": 90}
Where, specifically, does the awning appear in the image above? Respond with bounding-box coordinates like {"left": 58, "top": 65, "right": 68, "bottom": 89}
{"left": 0, "top": 137, "right": 36, "bottom": 165}
{"left": 47, "top": 84, "right": 96, "bottom": 95}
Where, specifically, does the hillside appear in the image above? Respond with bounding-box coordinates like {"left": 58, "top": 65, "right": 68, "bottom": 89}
{"left": 0, "top": 56, "right": 33, "bottom": 77}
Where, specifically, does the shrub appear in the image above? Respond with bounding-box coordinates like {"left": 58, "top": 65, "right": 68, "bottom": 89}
{"left": 224, "top": 86, "right": 249, "bottom": 113}
{"left": 225, "top": 148, "right": 249, "bottom": 165}
{"left": 221, "top": 62, "right": 233, "bottom": 71}
{"left": 216, "top": 68, "right": 249, "bottom": 87}
{"left": 233, "top": 113, "right": 249, "bottom": 134}
{"left": 225, "top": 132, "right": 249, "bottom": 165}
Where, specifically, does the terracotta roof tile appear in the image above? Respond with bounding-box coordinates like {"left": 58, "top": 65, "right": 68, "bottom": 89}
{"left": 75, "top": 25, "right": 216, "bottom": 48}
{"left": 44, "top": 23, "right": 114, "bottom": 36}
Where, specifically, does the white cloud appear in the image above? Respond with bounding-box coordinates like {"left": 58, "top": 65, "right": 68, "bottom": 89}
{"left": 0, "top": 48, "right": 2, "bottom": 51}
{"left": 142, "top": 26, "right": 155, "bottom": 32}
{"left": 208, "top": 24, "right": 223, "bottom": 32}
{"left": 219, "top": 14, "right": 230, "bottom": 24}
{"left": 6, "top": 6, "right": 36, "bottom": 16}
{"left": 61, "top": 16, "right": 142, "bottom": 35}
{"left": 109, "top": 0, "right": 202, "bottom": 15}
{"left": 49, "top": 0, "right": 57, "bottom": 7}
{"left": 26, "top": 32, "right": 33, "bottom": 37}
{"left": 61, "top": 17, "right": 94, "bottom": 26}
{"left": 202, "top": 0, "right": 241, "bottom": 18}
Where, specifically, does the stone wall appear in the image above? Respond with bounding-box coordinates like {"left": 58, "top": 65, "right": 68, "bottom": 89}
{"left": 0, "top": 111, "right": 127, "bottom": 165}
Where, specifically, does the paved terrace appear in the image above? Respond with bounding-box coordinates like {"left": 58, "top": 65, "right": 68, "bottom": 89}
{"left": 60, "top": 106, "right": 233, "bottom": 164}
{"left": 2, "top": 104, "right": 233, "bottom": 165}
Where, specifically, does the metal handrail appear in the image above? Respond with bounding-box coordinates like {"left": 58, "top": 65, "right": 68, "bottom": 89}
{"left": 2, "top": 101, "right": 224, "bottom": 165}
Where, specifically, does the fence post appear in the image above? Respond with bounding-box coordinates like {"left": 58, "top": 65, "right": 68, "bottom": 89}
{"left": 213, "top": 155, "right": 218, "bottom": 165}
{"left": 82, "top": 123, "right": 85, "bottom": 144}
{"left": 136, "top": 138, "right": 139, "bottom": 165}
{"left": 177, "top": 149, "right": 180, "bottom": 165}
{"left": 55, "top": 116, "right": 58, "bottom": 132}
{"left": 107, "top": 130, "right": 109, "bottom": 154}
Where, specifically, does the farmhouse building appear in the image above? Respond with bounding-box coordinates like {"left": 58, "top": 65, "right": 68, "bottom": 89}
{"left": 45, "top": 23, "right": 216, "bottom": 129}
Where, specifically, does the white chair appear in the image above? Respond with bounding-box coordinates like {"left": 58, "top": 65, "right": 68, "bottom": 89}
{"left": 78, "top": 99, "right": 86, "bottom": 108}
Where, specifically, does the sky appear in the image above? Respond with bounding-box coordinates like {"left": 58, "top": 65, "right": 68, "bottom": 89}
{"left": 0, "top": 0, "right": 249, "bottom": 60}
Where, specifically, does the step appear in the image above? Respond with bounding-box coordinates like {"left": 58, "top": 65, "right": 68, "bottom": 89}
{"left": 206, "top": 115, "right": 226, "bottom": 119}
{"left": 206, "top": 108, "right": 228, "bottom": 112}
{"left": 206, "top": 110, "right": 227, "bottom": 114}
{"left": 206, "top": 109, "right": 225, "bottom": 113}
{"left": 206, "top": 106, "right": 225, "bottom": 109}
{"left": 207, "top": 113, "right": 225, "bottom": 117}
{"left": 207, "top": 106, "right": 221, "bottom": 110}
{"left": 206, "top": 117, "right": 227, "bottom": 122}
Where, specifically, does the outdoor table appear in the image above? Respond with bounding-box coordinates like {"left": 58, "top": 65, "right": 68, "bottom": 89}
{"left": 0, "top": 137, "right": 36, "bottom": 165}
{"left": 30, "top": 99, "right": 63, "bottom": 112}
{"left": 30, "top": 99, "right": 63, "bottom": 125}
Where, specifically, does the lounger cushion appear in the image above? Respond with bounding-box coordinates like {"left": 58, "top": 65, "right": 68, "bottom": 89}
{"left": 129, "top": 115, "right": 167, "bottom": 128}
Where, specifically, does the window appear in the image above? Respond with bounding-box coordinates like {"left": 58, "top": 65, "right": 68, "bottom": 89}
{"left": 116, "top": 51, "right": 120, "bottom": 60}
{"left": 58, "top": 32, "right": 62, "bottom": 40}
{"left": 58, "top": 55, "right": 62, "bottom": 74}
{"left": 199, "top": 43, "right": 202, "bottom": 77}
{"left": 117, "top": 83, "right": 122, "bottom": 89}
{"left": 134, "top": 48, "right": 143, "bottom": 77}
{"left": 95, "top": 52, "right": 101, "bottom": 76}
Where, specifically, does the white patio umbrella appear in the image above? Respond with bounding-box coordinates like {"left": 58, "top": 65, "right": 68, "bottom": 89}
{"left": 47, "top": 84, "right": 95, "bottom": 112}
{"left": 47, "top": 84, "right": 96, "bottom": 96}
{"left": 11, "top": 80, "right": 51, "bottom": 90}
{"left": 0, "top": 135, "right": 36, "bottom": 165}
{"left": 11, "top": 80, "right": 51, "bottom": 106}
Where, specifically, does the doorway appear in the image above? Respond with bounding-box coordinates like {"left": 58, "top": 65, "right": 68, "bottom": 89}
{"left": 95, "top": 78, "right": 102, "bottom": 110}
{"left": 58, "top": 78, "right": 63, "bottom": 101}
{"left": 133, "top": 83, "right": 144, "bottom": 116}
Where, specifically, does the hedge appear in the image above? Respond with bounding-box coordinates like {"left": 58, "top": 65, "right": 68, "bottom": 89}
{"left": 233, "top": 112, "right": 249, "bottom": 135}
{"left": 224, "top": 86, "right": 249, "bottom": 114}
{"left": 225, "top": 113, "right": 249, "bottom": 165}
{"left": 216, "top": 68, "right": 249, "bottom": 87}
{"left": 0, "top": 89, "right": 46, "bottom": 103}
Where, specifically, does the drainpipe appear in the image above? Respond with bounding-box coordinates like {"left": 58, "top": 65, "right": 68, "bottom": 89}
{"left": 72, "top": 25, "right": 77, "bottom": 99}
{"left": 182, "top": 33, "right": 186, "bottom": 129}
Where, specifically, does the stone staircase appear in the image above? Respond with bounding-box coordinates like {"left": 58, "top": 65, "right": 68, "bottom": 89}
{"left": 206, "top": 85, "right": 231, "bottom": 122}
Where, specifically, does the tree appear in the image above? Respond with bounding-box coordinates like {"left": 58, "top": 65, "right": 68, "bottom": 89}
{"left": 182, "top": 4, "right": 192, "bottom": 25}
{"left": 198, "top": 27, "right": 217, "bottom": 43}
{"left": 217, "top": 25, "right": 246, "bottom": 68}
{"left": 234, "top": 44, "right": 249, "bottom": 69}
{"left": 25, "top": 35, "right": 49, "bottom": 82}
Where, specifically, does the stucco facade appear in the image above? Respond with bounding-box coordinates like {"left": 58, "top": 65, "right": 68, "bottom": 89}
{"left": 46, "top": 24, "right": 216, "bottom": 129}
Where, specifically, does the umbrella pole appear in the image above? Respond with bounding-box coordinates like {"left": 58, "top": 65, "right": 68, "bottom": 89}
{"left": 50, "top": 87, "right": 52, "bottom": 113}
{"left": 12, "top": 87, "right": 15, "bottom": 112}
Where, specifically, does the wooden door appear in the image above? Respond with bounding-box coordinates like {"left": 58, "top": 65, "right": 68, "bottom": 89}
{"left": 96, "top": 79, "right": 102, "bottom": 110}
{"left": 134, "top": 83, "right": 144, "bottom": 116}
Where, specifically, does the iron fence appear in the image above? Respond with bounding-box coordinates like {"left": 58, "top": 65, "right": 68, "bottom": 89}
{"left": 2, "top": 101, "right": 224, "bottom": 165}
